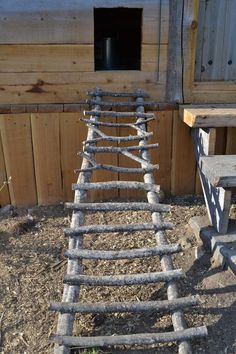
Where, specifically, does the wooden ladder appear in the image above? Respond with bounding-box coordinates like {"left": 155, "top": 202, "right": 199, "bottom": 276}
{"left": 49, "top": 88, "right": 207, "bottom": 354}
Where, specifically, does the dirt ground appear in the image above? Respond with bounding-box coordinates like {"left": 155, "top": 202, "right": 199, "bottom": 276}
{"left": 0, "top": 196, "right": 236, "bottom": 354}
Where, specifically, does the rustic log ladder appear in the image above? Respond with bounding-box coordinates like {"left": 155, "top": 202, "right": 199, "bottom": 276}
{"left": 49, "top": 89, "right": 207, "bottom": 354}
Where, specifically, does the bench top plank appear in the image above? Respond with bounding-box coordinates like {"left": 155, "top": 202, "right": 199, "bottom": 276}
{"left": 200, "top": 155, "right": 236, "bottom": 187}
{"left": 180, "top": 104, "right": 236, "bottom": 127}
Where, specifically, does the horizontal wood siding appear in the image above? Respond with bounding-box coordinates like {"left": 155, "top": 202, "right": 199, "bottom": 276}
{"left": 0, "top": 0, "right": 169, "bottom": 105}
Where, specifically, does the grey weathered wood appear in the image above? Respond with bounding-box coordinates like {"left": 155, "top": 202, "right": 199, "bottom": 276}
{"left": 84, "top": 143, "right": 159, "bottom": 153}
{"left": 84, "top": 110, "right": 155, "bottom": 118}
{"left": 87, "top": 89, "right": 149, "bottom": 98}
{"left": 192, "top": 128, "right": 232, "bottom": 233}
{"left": 64, "top": 222, "right": 173, "bottom": 236}
{"left": 195, "top": 0, "right": 236, "bottom": 81}
{"left": 200, "top": 155, "right": 236, "bottom": 188}
{"left": 63, "top": 244, "right": 181, "bottom": 260}
{"left": 79, "top": 151, "right": 158, "bottom": 171}
{"left": 65, "top": 201, "right": 170, "bottom": 212}
{"left": 49, "top": 296, "right": 198, "bottom": 314}
{"left": 0, "top": 4, "right": 93, "bottom": 44}
{"left": 50, "top": 326, "right": 208, "bottom": 347}
{"left": 136, "top": 97, "right": 193, "bottom": 354}
{"left": 86, "top": 100, "right": 178, "bottom": 110}
{"left": 81, "top": 117, "right": 154, "bottom": 127}
{"left": 166, "top": 0, "right": 184, "bottom": 102}
{"left": 55, "top": 94, "right": 102, "bottom": 354}
{"left": 64, "top": 269, "right": 184, "bottom": 286}
{"left": 72, "top": 181, "right": 160, "bottom": 193}
{"left": 83, "top": 127, "right": 152, "bottom": 144}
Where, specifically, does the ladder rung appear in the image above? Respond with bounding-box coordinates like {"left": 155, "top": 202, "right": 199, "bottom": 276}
{"left": 86, "top": 100, "right": 178, "bottom": 110}
{"left": 50, "top": 326, "right": 208, "bottom": 347}
{"left": 64, "top": 244, "right": 181, "bottom": 260}
{"left": 72, "top": 181, "right": 160, "bottom": 193}
{"left": 87, "top": 89, "right": 150, "bottom": 98}
{"left": 64, "top": 269, "right": 184, "bottom": 286}
{"left": 76, "top": 164, "right": 159, "bottom": 174}
{"left": 84, "top": 144, "right": 158, "bottom": 154}
{"left": 64, "top": 222, "right": 173, "bottom": 236}
{"left": 65, "top": 202, "right": 170, "bottom": 213}
{"left": 81, "top": 117, "right": 154, "bottom": 127}
{"left": 83, "top": 110, "right": 154, "bottom": 118}
{"left": 49, "top": 296, "right": 198, "bottom": 314}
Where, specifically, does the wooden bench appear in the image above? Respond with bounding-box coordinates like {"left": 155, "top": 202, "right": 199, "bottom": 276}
{"left": 200, "top": 155, "right": 236, "bottom": 188}
{"left": 181, "top": 105, "right": 236, "bottom": 234}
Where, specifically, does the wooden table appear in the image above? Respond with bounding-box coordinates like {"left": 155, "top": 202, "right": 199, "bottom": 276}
{"left": 181, "top": 105, "right": 236, "bottom": 233}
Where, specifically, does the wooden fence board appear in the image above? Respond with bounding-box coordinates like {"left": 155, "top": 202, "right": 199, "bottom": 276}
{"left": 171, "top": 110, "right": 196, "bottom": 195}
{"left": 60, "top": 113, "right": 87, "bottom": 201}
{"left": 226, "top": 128, "right": 236, "bottom": 154}
{"left": 0, "top": 114, "right": 37, "bottom": 206}
{"left": 0, "top": 132, "right": 10, "bottom": 206}
{"left": 149, "top": 111, "right": 173, "bottom": 194}
{"left": 31, "top": 113, "right": 63, "bottom": 204}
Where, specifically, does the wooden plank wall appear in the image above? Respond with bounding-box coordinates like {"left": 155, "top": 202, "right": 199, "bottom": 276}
{"left": 0, "top": 116, "right": 234, "bottom": 207}
{"left": 0, "top": 110, "right": 234, "bottom": 207}
{"left": 0, "top": 0, "right": 169, "bottom": 104}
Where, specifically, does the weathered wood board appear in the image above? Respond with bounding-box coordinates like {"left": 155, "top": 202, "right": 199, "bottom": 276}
{"left": 0, "top": 0, "right": 168, "bottom": 45}
{"left": 31, "top": 113, "right": 63, "bottom": 204}
{"left": 200, "top": 155, "right": 236, "bottom": 188}
{"left": 60, "top": 113, "right": 87, "bottom": 201}
{"left": 0, "top": 114, "right": 37, "bottom": 206}
{"left": 0, "top": 72, "right": 166, "bottom": 104}
{"left": 181, "top": 105, "right": 236, "bottom": 127}
{"left": 0, "top": 133, "right": 10, "bottom": 206}
{"left": 149, "top": 111, "right": 173, "bottom": 194}
{"left": 0, "top": 45, "right": 94, "bottom": 72}
{"left": 171, "top": 110, "right": 196, "bottom": 194}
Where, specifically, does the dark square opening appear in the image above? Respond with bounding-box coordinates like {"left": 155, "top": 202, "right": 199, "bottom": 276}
{"left": 94, "top": 8, "right": 142, "bottom": 71}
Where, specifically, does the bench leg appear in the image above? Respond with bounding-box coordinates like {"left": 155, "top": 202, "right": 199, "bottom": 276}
{"left": 192, "top": 127, "right": 231, "bottom": 233}
{"left": 198, "top": 167, "right": 231, "bottom": 234}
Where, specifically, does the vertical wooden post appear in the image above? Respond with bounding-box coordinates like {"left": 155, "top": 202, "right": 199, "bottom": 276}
{"left": 166, "top": 0, "right": 184, "bottom": 102}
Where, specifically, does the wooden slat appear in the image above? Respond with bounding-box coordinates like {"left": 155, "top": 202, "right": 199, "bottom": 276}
{"left": 141, "top": 44, "right": 167, "bottom": 75}
{"left": 0, "top": 6, "right": 94, "bottom": 44}
{"left": 166, "top": 0, "right": 184, "bottom": 102}
{"left": 0, "top": 1, "right": 168, "bottom": 45}
{"left": 31, "top": 113, "right": 63, "bottom": 204}
{"left": 200, "top": 155, "right": 236, "bottom": 188}
{"left": 0, "top": 72, "right": 165, "bottom": 104}
{"left": 60, "top": 113, "right": 87, "bottom": 201}
{"left": 0, "top": 132, "right": 10, "bottom": 206}
{"left": 226, "top": 128, "right": 236, "bottom": 154}
{"left": 0, "top": 45, "right": 94, "bottom": 72}
{"left": 149, "top": 111, "right": 173, "bottom": 194}
{"left": 181, "top": 105, "right": 236, "bottom": 128}
{"left": 195, "top": 127, "right": 216, "bottom": 195}
{"left": 0, "top": 114, "right": 37, "bottom": 207}
{"left": 171, "top": 111, "right": 196, "bottom": 195}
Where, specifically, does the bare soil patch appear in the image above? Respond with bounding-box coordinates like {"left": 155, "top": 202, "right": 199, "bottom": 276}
{"left": 0, "top": 197, "right": 235, "bottom": 354}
